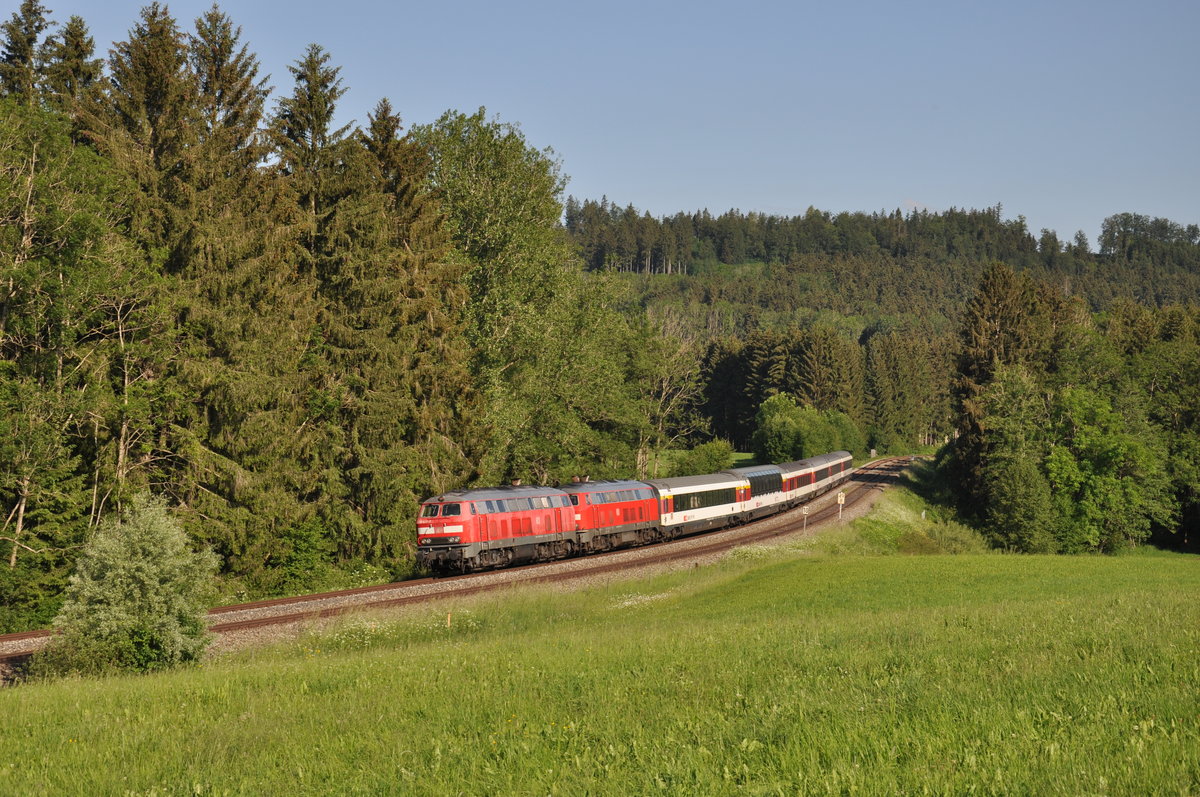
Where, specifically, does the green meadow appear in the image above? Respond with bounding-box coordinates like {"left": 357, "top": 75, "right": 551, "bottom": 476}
{"left": 3, "top": 496, "right": 1198, "bottom": 795}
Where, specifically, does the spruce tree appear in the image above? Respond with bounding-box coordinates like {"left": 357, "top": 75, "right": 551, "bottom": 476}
{"left": 84, "top": 1, "right": 196, "bottom": 251}
{"left": 952, "top": 263, "right": 1056, "bottom": 513}
{"left": 161, "top": 8, "right": 319, "bottom": 574}
{"left": 39, "top": 14, "right": 102, "bottom": 113}
{"left": 0, "top": 0, "right": 50, "bottom": 107}
{"left": 358, "top": 97, "right": 475, "bottom": 497}
{"left": 271, "top": 42, "right": 351, "bottom": 274}
{"left": 70, "top": 5, "right": 194, "bottom": 515}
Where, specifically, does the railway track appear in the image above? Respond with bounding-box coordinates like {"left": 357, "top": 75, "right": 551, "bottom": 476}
{"left": 0, "top": 457, "right": 906, "bottom": 672}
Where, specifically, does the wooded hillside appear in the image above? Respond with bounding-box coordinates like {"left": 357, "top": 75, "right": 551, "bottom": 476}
{"left": 2, "top": 1, "right": 1197, "bottom": 632}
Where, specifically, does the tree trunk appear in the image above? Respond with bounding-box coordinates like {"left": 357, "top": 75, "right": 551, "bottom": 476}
{"left": 7, "top": 478, "right": 30, "bottom": 568}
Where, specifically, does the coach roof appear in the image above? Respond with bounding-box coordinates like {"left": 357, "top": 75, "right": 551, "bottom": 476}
{"left": 644, "top": 472, "right": 746, "bottom": 492}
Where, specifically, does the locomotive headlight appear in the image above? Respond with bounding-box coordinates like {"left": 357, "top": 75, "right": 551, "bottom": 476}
{"left": 419, "top": 535, "right": 460, "bottom": 546}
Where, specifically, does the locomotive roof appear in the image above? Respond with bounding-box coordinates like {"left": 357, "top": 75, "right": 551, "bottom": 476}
{"left": 559, "top": 479, "right": 653, "bottom": 494}
{"left": 778, "top": 451, "right": 853, "bottom": 473}
{"left": 644, "top": 472, "right": 746, "bottom": 491}
{"left": 424, "top": 484, "right": 567, "bottom": 502}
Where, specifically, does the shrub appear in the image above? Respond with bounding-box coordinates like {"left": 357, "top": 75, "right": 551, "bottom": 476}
{"left": 33, "top": 494, "right": 218, "bottom": 676}
{"left": 670, "top": 440, "right": 734, "bottom": 476}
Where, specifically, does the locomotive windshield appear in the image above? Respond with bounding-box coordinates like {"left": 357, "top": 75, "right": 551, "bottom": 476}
{"left": 420, "top": 504, "right": 439, "bottom": 517}
{"left": 441, "top": 503, "right": 462, "bottom": 516}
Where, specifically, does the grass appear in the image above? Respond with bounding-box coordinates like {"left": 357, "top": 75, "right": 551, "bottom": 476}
{"left": 3, "top": 502, "right": 1199, "bottom": 794}
{"left": 804, "top": 473, "right": 989, "bottom": 556}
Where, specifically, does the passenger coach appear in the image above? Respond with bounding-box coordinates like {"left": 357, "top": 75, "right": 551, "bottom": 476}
{"left": 644, "top": 471, "right": 749, "bottom": 537}
{"left": 779, "top": 451, "right": 854, "bottom": 506}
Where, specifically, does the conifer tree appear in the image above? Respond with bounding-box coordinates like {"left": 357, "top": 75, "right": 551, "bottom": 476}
{"left": 39, "top": 14, "right": 102, "bottom": 113}
{"left": 358, "top": 97, "right": 475, "bottom": 497}
{"left": 0, "top": 0, "right": 50, "bottom": 107}
{"left": 154, "top": 8, "right": 321, "bottom": 573}
{"left": 179, "top": 3, "right": 271, "bottom": 272}
{"left": 67, "top": 5, "right": 195, "bottom": 515}
{"left": 271, "top": 42, "right": 351, "bottom": 274}
{"left": 85, "top": 1, "right": 196, "bottom": 251}
{"left": 951, "top": 263, "right": 1057, "bottom": 512}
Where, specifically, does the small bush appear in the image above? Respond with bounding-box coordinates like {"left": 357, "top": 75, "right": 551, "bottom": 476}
{"left": 670, "top": 440, "right": 734, "bottom": 476}
{"left": 32, "top": 494, "right": 218, "bottom": 677}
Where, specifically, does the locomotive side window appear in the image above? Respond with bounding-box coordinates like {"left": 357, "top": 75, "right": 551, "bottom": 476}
{"left": 569, "top": 495, "right": 579, "bottom": 506}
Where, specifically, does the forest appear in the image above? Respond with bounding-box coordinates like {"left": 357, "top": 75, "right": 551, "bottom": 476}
{"left": 1, "top": 1, "right": 1198, "bottom": 633}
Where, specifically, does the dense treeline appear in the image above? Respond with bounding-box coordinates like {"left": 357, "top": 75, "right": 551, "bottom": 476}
{"left": 947, "top": 265, "right": 1199, "bottom": 553}
{"left": 697, "top": 322, "right": 953, "bottom": 453}
{"left": 567, "top": 198, "right": 1200, "bottom": 312}
{"left": 0, "top": 2, "right": 697, "bottom": 630}
{"left": 3, "top": 2, "right": 1197, "bottom": 633}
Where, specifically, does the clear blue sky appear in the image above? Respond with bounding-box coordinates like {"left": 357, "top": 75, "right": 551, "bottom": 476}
{"left": 42, "top": 0, "right": 1200, "bottom": 246}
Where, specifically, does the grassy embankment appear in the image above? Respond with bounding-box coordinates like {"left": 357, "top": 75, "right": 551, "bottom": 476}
{"left": 3, "top": 487, "right": 1198, "bottom": 795}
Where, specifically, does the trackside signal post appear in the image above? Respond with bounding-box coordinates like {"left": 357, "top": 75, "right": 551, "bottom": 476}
{"left": 837, "top": 491, "right": 845, "bottom": 521}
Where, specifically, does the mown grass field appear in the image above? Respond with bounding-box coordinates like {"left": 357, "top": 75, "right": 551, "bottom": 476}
{"left": 3, "top": 492, "right": 1199, "bottom": 795}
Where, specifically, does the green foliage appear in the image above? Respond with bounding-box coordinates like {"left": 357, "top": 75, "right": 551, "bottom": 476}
{"left": 34, "top": 494, "right": 217, "bottom": 675}
{"left": 0, "top": 0, "right": 50, "bottom": 105}
{"left": 750, "top": 393, "right": 860, "bottom": 463}
{"left": 413, "top": 109, "right": 658, "bottom": 485}
{"left": 1044, "top": 387, "right": 1174, "bottom": 552}
{"left": 2, "top": 3, "right": 1198, "bottom": 634}
{"left": 948, "top": 267, "right": 1194, "bottom": 554}
{"left": 983, "top": 454, "right": 1059, "bottom": 553}
{"left": 669, "top": 439, "right": 734, "bottom": 476}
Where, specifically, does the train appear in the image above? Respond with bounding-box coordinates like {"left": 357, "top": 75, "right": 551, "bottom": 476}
{"left": 416, "top": 450, "right": 854, "bottom": 573}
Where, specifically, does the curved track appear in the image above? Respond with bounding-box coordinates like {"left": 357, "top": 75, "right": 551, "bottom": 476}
{"left": 0, "top": 457, "right": 906, "bottom": 672}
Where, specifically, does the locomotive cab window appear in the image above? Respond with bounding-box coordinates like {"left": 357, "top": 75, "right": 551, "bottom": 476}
{"left": 420, "top": 504, "right": 439, "bottom": 518}
{"left": 441, "top": 503, "right": 461, "bottom": 516}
